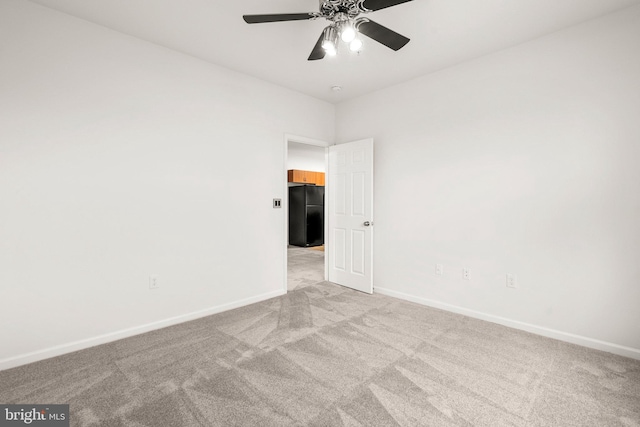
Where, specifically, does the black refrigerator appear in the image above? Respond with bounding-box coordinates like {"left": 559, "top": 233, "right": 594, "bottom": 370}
{"left": 289, "top": 185, "right": 324, "bottom": 247}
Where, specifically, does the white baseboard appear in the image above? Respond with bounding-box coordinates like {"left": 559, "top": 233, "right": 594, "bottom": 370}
{"left": 374, "top": 286, "right": 640, "bottom": 361}
{"left": 0, "top": 289, "right": 286, "bottom": 371}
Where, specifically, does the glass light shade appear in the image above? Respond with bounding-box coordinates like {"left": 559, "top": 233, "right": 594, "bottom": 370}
{"left": 341, "top": 24, "right": 356, "bottom": 43}
{"left": 349, "top": 38, "right": 363, "bottom": 51}
{"left": 321, "top": 26, "right": 338, "bottom": 51}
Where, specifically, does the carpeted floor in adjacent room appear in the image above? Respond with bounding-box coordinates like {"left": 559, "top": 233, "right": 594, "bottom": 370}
{"left": 287, "top": 245, "right": 324, "bottom": 291}
{"left": 1, "top": 278, "right": 639, "bottom": 426}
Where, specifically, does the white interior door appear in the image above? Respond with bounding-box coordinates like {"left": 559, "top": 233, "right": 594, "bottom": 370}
{"left": 328, "top": 138, "right": 374, "bottom": 294}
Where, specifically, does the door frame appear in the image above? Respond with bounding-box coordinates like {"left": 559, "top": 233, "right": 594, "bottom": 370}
{"left": 283, "top": 134, "right": 331, "bottom": 293}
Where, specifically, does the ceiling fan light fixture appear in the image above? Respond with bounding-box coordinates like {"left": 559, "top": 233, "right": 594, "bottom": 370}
{"left": 243, "top": 0, "right": 414, "bottom": 61}
{"left": 340, "top": 21, "right": 356, "bottom": 43}
{"left": 321, "top": 26, "right": 338, "bottom": 51}
{"left": 349, "top": 38, "right": 363, "bottom": 51}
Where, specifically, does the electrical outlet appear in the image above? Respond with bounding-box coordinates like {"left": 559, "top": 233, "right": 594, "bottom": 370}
{"left": 149, "top": 275, "right": 159, "bottom": 289}
{"left": 435, "top": 264, "right": 443, "bottom": 276}
{"left": 506, "top": 273, "right": 517, "bottom": 288}
{"left": 463, "top": 267, "right": 470, "bottom": 280}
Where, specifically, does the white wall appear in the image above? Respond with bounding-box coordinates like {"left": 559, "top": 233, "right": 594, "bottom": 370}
{"left": 0, "top": 0, "right": 334, "bottom": 368}
{"left": 287, "top": 142, "right": 326, "bottom": 173}
{"left": 335, "top": 5, "right": 640, "bottom": 357}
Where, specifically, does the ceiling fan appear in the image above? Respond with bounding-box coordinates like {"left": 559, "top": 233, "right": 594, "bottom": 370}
{"left": 243, "top": 0, "right": 413, "bottom": 60}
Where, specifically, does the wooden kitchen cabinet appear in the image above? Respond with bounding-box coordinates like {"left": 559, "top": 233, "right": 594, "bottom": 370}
{"left": 288, "top": 170, "right": 325, "bottom": 185}
{"left": 288, "top": 170, "right": 314, "bottom": 184}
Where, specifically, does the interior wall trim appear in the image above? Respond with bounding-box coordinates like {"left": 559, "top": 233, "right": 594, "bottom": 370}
{"left": 374, "top": 286, "right": 640, "bottom": 361}
{"left": 0, "top": 289, "right": 286, "bottom": 372}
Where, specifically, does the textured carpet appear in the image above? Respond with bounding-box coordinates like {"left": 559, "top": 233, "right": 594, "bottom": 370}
{"left": 287, "top": 246, "right": 324, "bottom": 291}
{"left": 1, "top": 280, "right": 639, "bottom": 426}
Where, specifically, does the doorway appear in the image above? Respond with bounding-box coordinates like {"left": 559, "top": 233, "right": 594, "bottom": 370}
{"left": 284, "top": 135, "right": 330, "bottom": 292}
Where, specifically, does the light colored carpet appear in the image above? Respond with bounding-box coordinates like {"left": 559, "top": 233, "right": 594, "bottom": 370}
{"left": 287, "top": 246, "right": 324, "bottom": 291}
{"left": 1, "top": 280, "right": 639, "bottom": 426}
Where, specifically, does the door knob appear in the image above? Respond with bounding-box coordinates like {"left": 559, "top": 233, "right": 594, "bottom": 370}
{"left": 364, "top": 221, "right": 372, "bottom": 227}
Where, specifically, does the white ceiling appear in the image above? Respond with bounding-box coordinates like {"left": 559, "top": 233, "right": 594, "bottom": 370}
{"left": 28, "top": 0, "right": 640, "bottom": 103}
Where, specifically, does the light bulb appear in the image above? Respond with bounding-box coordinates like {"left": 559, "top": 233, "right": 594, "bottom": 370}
{"left": 326, "top": 47, "right": 337, "bottom": 56}
{"left": 341, "top": 25, "right": 356, "bottom": 43}
{"left": 349, "top": 38, "right": 362, "bottom": 52}
{"left": 322, "top": 40, "right": 335, "bottom": 51}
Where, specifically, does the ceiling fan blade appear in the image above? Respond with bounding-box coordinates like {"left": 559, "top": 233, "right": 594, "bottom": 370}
{"left": 361, "top": 0, "right": 413, "bottom": 12}
{"left": 243, "top": 13, "right": 314, "bottom": 24}
{"left": 356, "top": 19, "right": 410, "bottom": 51}
{"left": 308, "top": 32, "right": 327, "bottom": 61}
